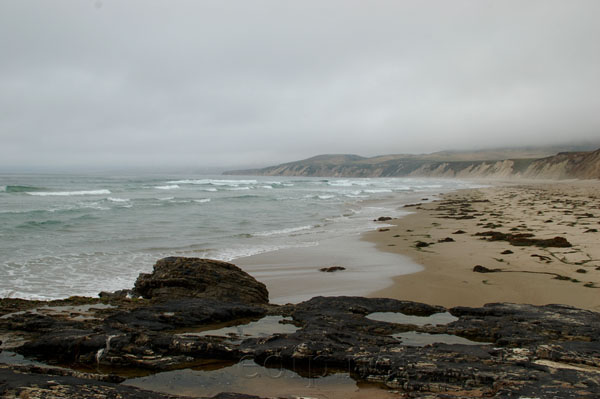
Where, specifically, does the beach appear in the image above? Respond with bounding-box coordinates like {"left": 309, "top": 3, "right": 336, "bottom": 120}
{"left": 366, "top": 181, "right": 600, "bottom": 311}
{"left": 2, "top": 179, "right": 600, "bottom": 399}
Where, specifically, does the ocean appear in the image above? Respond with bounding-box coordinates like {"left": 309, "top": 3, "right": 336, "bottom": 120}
{"left": 0, "top": 173, "right": 482, "bottom": 300}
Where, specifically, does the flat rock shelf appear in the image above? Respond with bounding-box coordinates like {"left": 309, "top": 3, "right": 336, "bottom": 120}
{"left": 1, "top": 257, "right": 599, "bottom": 398}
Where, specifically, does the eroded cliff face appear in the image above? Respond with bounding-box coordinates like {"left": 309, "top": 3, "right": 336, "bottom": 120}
{"left": 522, "top": 149, "right": 600, "bottom": 180}
{"left": 225, "top": 149, "right": 600, "bottom": 180}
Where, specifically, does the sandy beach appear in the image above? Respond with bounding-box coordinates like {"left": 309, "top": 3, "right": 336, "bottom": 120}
{"left": 367, "top": 181, "right": 600, "bottom": 311}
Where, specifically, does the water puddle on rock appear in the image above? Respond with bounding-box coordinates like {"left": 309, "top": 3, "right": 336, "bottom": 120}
{"left": 0, "top": 303, "right": 115, "bottom": 322}
{"left": 0, "top": 350, "right": 48, "bottom": 366}
{"left": 176, "top": 315, "right": 299, "bottom": 343}
{"left": 125, "top": 359, "right": 396, "bottom": 399}
{"left": 394, "top": 331, "right": 486, "bottom": 346}
{"left": 366, "top": 311, "right": 458, "bottom": 326}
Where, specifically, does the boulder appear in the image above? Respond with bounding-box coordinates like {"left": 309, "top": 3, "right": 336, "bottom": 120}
{"left": 133, "top": 257, "right": 269, "bottom": 304}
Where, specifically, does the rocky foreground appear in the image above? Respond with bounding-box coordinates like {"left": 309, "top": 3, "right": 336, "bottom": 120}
{"left": 1, "top": 257, "right": 599, "bottom": 398}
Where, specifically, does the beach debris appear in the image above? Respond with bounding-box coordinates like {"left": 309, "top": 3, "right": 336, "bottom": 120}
{"left": 375, "top": 216, "right": 392, "bottom": 221}
{"left": 584, "top": 228, "right": 598, "bottom": 233}
{"left": 378, "top": 228, "right": 390, "bottom": 232}
{"left": 415, "top": 241, "right": 432, "bottom": 248}
{"left": 576, "top": 268, "right": 587, "bottom": 273}
{"left": 474, "top": 231, "right": 572, "bottom": 248}
{"left": 452, "top": 230, "right": 467, "bottom": 234}
{"left": 437, "top": 237, "right": 455, "bottom": 243}
{"left": 403, "top": 203, "right": 422, "bottom": 208}
{"left": 319, "top": 266, "right": 346, "bottom": 272}
{"left": 531, "top": 254, "right": 552, "bottom": 262}
{"left": 501, "top": 250, "right": 514, "bottom": 254}
{"left": 473, "top": 265, "right": 501, "bottom": 273}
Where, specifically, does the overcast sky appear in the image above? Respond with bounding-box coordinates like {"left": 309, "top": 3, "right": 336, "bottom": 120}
{"left": 1, "top": 1, "right": 599, "bottom": 170}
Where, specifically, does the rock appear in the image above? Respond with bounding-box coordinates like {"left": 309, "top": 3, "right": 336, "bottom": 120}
{"left": 319, "top": 266, "right": 346, "bottom": 272}
{"left": 3, "top": 260, "right": 600, "bottom": 398}
{"left": 133, "top": 257, "right": 269, "bottom": 304}
{"left": 98, "top": 289, "right": 134, "bottom": 299}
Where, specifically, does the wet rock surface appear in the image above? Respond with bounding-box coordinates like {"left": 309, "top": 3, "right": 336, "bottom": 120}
{"left": 133, "top": 257, "right": 269, "bottom": 304}
{"left": 1, "top": 257, "right": 600, "bottom": 398}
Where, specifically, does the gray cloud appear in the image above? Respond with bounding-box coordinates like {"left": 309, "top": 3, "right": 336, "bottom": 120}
{"left": 1, "top": 0, "right": 599, "bottom": 170}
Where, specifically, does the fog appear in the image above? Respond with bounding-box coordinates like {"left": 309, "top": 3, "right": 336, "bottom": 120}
{"left": 1, "top": 1, "right": 599, "bottom": 171}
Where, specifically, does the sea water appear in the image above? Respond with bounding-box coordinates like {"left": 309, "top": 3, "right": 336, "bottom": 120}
{"left": 0, "top": 173, "right": 481, "bottom": 300}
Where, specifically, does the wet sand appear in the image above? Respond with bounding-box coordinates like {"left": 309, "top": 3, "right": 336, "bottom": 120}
{"left": 367, "top": 181, "right": 600, "bottom": 311}
{"left": 236, "top": 235, "right": 422, "bottom": 304}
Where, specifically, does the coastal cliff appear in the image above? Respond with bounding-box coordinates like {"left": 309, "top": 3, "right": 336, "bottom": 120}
{"left": 225, "top": 148, "right": 600, "bottom": 180}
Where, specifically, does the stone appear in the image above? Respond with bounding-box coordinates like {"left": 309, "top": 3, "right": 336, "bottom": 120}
{"left": 133, "top": 257, "right": 269, "bottom": 304}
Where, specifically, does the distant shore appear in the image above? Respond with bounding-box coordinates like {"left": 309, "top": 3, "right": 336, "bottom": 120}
{"left": 365, "top": 181, "right": 600, "bottom": 311}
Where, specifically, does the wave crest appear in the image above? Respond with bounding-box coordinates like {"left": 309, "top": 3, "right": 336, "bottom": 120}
{"left": 27, "top": 189, "right": 111, "bottom": 196}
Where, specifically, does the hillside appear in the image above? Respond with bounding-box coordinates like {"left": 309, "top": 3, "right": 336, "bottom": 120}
{"left": 225, "top": 148, "right": 600, "bottom": 180}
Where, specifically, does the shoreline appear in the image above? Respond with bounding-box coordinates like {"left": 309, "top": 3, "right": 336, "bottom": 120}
{"left": 234, "top": 187, "right": 465, "bottom": 304}
{"left": 365, "top": 181, "right": 600, "bottom": 311}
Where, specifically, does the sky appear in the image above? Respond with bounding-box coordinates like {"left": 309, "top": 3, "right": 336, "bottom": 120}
{"left": 1, "top": 0, "right": 599, "bottom": 171}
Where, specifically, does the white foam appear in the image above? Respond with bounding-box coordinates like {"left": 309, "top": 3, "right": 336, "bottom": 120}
{"left": 318, "top": 195, "right": 335, "bottom": 200}
{"left": 27, "top": 189, "right": 111, "bottom": 196}
{"left": 154, "top": 185, "right": 180, "bottom": 190}
{"left": 227, "top": 187, "right": 251, "bottom": 191}
{"left": 253, "top": 225, "right": 314, "bottom": 237}
{"left": 363, "top": 189, "right": 393, "bottom": 194}
{"left": 0, "top": 186, "right": 6, "bottom": 192}
{"left": 193, "top": 198, "right": 211, "bottom": 203}
{"left": 107, "top": 197, "right": 129, "bottom": 203}
{"left": 167, "top": 179, "right": 257, "bottom": 186}
{"left": 328, "top": 180, "right": 371, "bottom": 187}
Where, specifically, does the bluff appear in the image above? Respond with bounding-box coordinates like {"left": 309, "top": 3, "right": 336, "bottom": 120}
{"left": 225, "top": 148, "right": 600, "bottom": 180}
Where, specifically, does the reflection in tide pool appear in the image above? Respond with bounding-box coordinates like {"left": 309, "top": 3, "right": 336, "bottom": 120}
{"left": 177, "top": 315, "right": 299, "bottom": 343}
{"left": 366, "top": 311, "right": 458, "bottom": 326}
{"left": 394, "top": 331, "right": 489, "bottom": 346}
{"left": 125, "top": 359, "right": 395, "bottom": 399}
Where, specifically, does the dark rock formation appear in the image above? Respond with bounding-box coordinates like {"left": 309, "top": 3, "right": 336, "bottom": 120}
{"left": 2, "top": 260, "right": 600, "bottom": 398}
{"left": 134, "top": 257, "right": 269, "bottom": 304}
